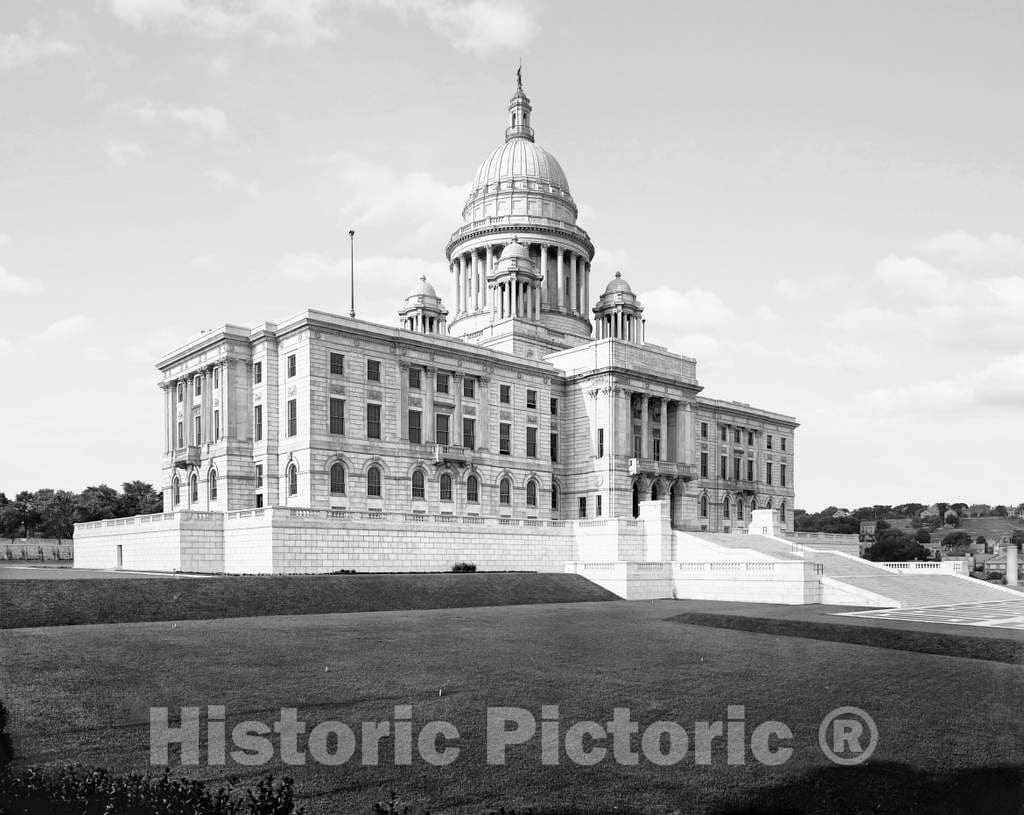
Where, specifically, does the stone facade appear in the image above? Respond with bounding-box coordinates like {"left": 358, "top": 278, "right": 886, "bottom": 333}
{"left": 76, "top": 75, "right": 797, "bottom": 579}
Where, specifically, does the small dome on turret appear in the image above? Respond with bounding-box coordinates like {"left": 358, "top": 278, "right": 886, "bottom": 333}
{"left": 498, "top": 238, "right": 530, "bottom": 263}
{"left": 603, "top": 271, "right": 633, "bottom": 295}
{"left": 407, "top": 276, "right": 438, "bottom": 300}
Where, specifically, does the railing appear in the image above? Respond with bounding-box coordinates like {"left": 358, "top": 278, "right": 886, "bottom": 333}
{"left": 173, "top": 445, "right": 201, "bottom": 468}
{"left": 785, "top": 531, "right": 860, "bottom": 542}
{"left": 880, "top": 561, "right": 964, "bottom": 574}
{"left": 434, "top": 444, "right": 471, "bottom": 464}
{"left": 628, "top": 458, "right": 697, "bottom": 479}
{"left": 448, "top": 215, "right": 588, "bottom": 243}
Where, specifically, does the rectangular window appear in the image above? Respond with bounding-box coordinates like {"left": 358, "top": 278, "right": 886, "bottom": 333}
{"left": 597, "top": 428, "right": 605, "bottom": 458}
{"left": 367, "top": 403, "right": 381, "bottom": 439}
{"left": 720, "top": 455, "right": 727, "bottom": 477}
{"left": 177, "top": 384, "right": 184, "bottom": 403}
{"left": 253, "top": 361, "right": 262, "bottom": 384}
{"left": 255, "top": 493, "right": 263, "bottom": 508}
{"left": 499, "top": 422, "right": 511, "bottom": 455}
{"left": 734, "top": 428, "right": 741, "bottom": 444}
{"left": 287, "top": 354, "right": 296, "bottom": 378}
{"left": 435, "top": 413, "right": 450, "bottom": 445}
{"left": 253, "top": 406, "right": 262, "bottom": 442}
{"left": 596, "top": 495, "right": 603, "bottom": 517}
{"left": 408, "top": 367, "right": 421, "bottom": 389}
{"left": 781, "top": 437, "right": 787, "bottom": 451}
{"left": 194, "top": 376, "right": 202, "bottom": 397}
{"left": 748, "top": 431, "right": 754, "bottom": 446}
{"left": 767, "top": 463, "right": 774, "bottom": 486}
{"left": 367, "top": 359, "right": 381, "bottom": 382}
{"left": 747, "top": 459, "right": 754, "bottom": 481}
{"left": 213, "top": 410, "right": 220, "bottom": 440}
{"left": 550, "top": 432, "right": 558, "bottom": 463}
{"left": 408, "top": 410, "right": 422, "bottom": 444}
{"left": 526, "top": 426, "right": 537, "bottom": 458}
{"left": 700, "top": 451, "right": 708, "bottom": 478}
{"left": 329, "top": 398, "right": 345, "bottom": 435}
{"left": 194, "top": 415, "right": 202, "bottom": 445}
{"left": 781, "top": 464, "right": 787, "bottom": 487}
{"left": 286, "top": 399, "right": 297, "bottom": 437}
{"left": 653, "top": 431, "right": 662, "bottom": 462}
{"left": 733, "top": 457, "right": 741, "bottom": 480}
{"left": 176, "top": 420, "right": 183, "bottom": 448}
{"left": 700, "top": 422, "right": 708, "bottom": 439}
{"left": 436, "top": 372, "right": 449, "bottom": 394}
{"left": 578, "top": 497, "right": 587, "bottom": 519}
{"left": 330, "top": 353, "right": 344, "bottom": 376}
{"left": 633, "top": 426, "right": 642, "bottom": 458}
{"left": 550, "top": 397, "right": 558, "bottom": 415}
{"left": 213, "top": 368, "right": 220, "bottom": 389}
{"left": 767, "top": 434, "right": 773, "bottom": 450}
{"left": 255, "top": 464, "right": 263, "bottom": 489}
{"left": 500, "top": 384, "right": 511, "bottom": 404}
{"left": 463, "top": 377, "right": 475, "bottom": 398}
{"left": 720, "top": 425, "right": 727, "bottom": 441}
{"left": 526, "top": 389, "right": 537, "bottom": 409}
{"left": 463, "top": 417, "right": 475, "bottom": 450}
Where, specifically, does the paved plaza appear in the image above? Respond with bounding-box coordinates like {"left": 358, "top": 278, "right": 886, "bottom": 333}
{"left": 838, "top": 597, "right": 1024, "bottom": 631}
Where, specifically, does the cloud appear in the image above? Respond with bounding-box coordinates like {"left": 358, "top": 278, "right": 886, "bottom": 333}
{"left": 753, "top": 304, "right": 780, "bottom": 322}
{"left": 0, "top": 337, "right": 12, "bottom": 356}
{"left": 105, "top": 140, "right": 146, "bottom": 167}
{"left": 917, "top": 230, "right": 1024, "bottom": 268}
{"left": 0, "top": 265, "right": 44, "bottom": 295}
{"left": 106, "top": 0, "right": 537, "bottom": 51}
{"left": 831, "top": 305, "right": 896, "bottom": 331}
{"left": 35, "top": 315, "right": 90, "bottom": 342}
{"left": 638, "top": 286, "right": 735, "bottom": 333}
{"left": 0, "top": 29, "right": 78, "bottom": 71}
{"left": 205, "top": 167, "right": 260, "bottom": 196}
{"left": 326, "top": 152, "right": 469, "bottom": 242}
{"left": 279, "top": 252, "right": 450, "bottom": 324}
{"left": 874, "top": 254, "right": 950, "bottom": 298}
{"left": 131, "top": 101, "right": 229, "bottom": 139}
{"left": 0, "top": 234, "right": 10, "bottom": 248}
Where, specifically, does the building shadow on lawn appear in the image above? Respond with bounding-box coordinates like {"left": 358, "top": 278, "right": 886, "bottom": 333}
{"left": 713, "top": 760, "right": 1022, "bottom": 814}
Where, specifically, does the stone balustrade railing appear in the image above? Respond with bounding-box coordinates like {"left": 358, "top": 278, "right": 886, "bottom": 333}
{"left": 880, "top": 561, "right": 964, "bottom": 574}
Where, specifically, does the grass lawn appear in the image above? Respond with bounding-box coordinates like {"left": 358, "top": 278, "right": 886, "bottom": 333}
{"left": 0, "top": 573, "right": 616, "bottom": 628}
{"left": 1, "top": 601, "right": 1021, "bottom": 814}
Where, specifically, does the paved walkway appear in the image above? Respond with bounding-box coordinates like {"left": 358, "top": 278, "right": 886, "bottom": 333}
{"left": 838, "top": 598, "right": 1024, "bottom": 631}
{"left": 0, "top": 564, "right": 214, "bottom": 580}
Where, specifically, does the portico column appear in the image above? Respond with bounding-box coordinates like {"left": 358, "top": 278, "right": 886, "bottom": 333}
{"left": 478, "top": 376, "right": 490, "bottom": 451}
{"left": 620, "top": 390, "right": 633, "bottom": 456}
{"left": 453, "top": 373, "right": 464, "bottom": 447}
{"left": 455, "top": 256, "right": 464, "bottom": 315}
{"left": 539, "top": 244, "right": 549, "bottom": 308}
{"left": 556, "top": 249, "right": 565, "bottom": 310}
{"left": 659, "top": 398, "right": 668, "bottom": 462}
{"left": 222, "top": 361, "right": 230, "bottom": 439}
{"left": 1007, "top": 543, "right": 1019, "bottom": 587}
{"left": 424, "top": 366, "right": 435, "bottom": 445}
{"left": 640, "top": 393, "right": 650, "bottom": 459}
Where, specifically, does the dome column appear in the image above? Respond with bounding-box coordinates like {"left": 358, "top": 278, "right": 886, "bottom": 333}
{"left": 569, "top": 253, "right": 578, "bottom": 314}
{"left": 539, "top": 244, "right": 549, "bottom": 309}
{"left": 453, "top": 258, "right": 462, "bottom": 316}
{"left": 484, "top": 245, "right": 493, "bottom": 307}
{"left": 584, "top": 261, "right": 591, "bottom": 322}
{"left": 556, "top": 249, "right": 565, "bottom": 311}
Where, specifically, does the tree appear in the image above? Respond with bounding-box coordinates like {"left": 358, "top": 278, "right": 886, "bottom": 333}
{"left": 0, "top": 504, "right": 22, "bottom": 543}
{"left": 33, "top": 490, "right": 77, "bottom": 542}
{"left": 915, "top": 528, "right": 931, "bottom": 544}
{"left": 1011, "top": 530, "right": 1024, "bottom": 551}
{"left": 993, "top": 505, "right": 1008, "bottom": 517}
{"left": 12, "top": 492, "right": 39, "bottom": 537}
{"left": 864, "top": 529, "right": 930, "bottom": 562}
{"left": 120, "top": 481, "right": 163, "bottom": 516}
{"left": 75, "top": 484, "right": 121, "bottom": 523}
{"left": 941, "top": 531, "right": 973, "bottom": 555}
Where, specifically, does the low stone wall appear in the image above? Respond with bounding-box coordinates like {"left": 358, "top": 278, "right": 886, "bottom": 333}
{"left": 74, "top": 512, "right": 224, "bottom": 572}
{"left": 566, "top": 560, "right": 822, "bottom": 603}
{"left": 2, "top": 539, "right": 74, "bottom": 562}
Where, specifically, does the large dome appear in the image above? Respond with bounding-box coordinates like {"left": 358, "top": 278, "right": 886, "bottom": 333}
{"left": 471, "top": 139, "right": 571, "bottom": 197}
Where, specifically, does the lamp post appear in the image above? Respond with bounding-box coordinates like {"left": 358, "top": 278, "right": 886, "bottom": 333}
{"left": 349, "top": 229, "right": 356, "bottom": 318}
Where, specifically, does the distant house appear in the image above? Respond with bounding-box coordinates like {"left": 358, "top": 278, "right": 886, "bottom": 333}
{"left": 968, "top": 504, "right": 992, "bottom": 517}
{"left": 943, "top": 509, "right": 959, "bottom": 524}
{"left": 921, "top": 504, "right": 941, "bottom": 519}
{"left": 833, "top": 509, "right": 851, "bottom": 519}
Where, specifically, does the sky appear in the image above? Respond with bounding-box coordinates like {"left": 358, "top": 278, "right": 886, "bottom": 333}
{"left": 1, "top": 0, "right": 1022, "bottom": 510}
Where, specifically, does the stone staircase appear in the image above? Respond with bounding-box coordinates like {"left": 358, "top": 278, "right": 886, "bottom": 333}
{"left": 683, "top": 531, "right": 1013, "bottom": 609}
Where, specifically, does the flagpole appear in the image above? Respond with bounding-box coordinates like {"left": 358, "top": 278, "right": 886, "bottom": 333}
{"left": 348, "top": 229, "right": 355, "bottom": 318}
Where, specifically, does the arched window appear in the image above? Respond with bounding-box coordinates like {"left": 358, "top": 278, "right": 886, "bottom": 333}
{"left": 499, "top": 477, "right": 512, "bottom": 506}
{"left": 526, "top": 479, "right": 537, "bottom": 507}
{"left": 750, "top": 499, "right": 757, "bottom": 517}
{"left": 367, "top": 465, "right": 382, "bottom": 498}
{"left": 723, "top": 497, "right": 730, "bottom": 519}
{"left": 330, "top": 463, "right": 346, "bottom": 494}
{"left": 287, "top": 463, "right": 298, "bottom": 496}
{"left": 779, "top": 501, "right": 786, "bottom": 522}
{"left": 766, "top": 498, "right": 773, "bottom": 510}
{"left": 411, "top": 469, "right": 425, "bottom": 500}
{"left": 208, "top": 469, "right": 218, "bottom": 501}
{"left": 551, "top": 483, "right": 559, "bottom": 511}
{"left": 466, "top": 474, "right": 479, "bottom": 503}
{"left": 439, "top": 472, "right": 453, "bottom": 502}
{"left": 172, "top": 476, "right": 180, "bottom": 507}
{"left": 189, "top": 473, "right": 198, "bottom": 503}
{"left": 700, "top": 495, "right": 709, "bottom": 518}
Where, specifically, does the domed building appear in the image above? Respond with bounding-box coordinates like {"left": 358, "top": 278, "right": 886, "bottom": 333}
{"left": 76, "top": 73, "right": 805, "bottom": 605}
{"left": 446, "top": 74, "right": 596, "bottom": 356}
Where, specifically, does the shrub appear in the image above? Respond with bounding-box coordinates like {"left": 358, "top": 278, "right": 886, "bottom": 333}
{"left": 327, "top": 569, "right": 356, "bottom": 575}
{"left": 0, "top": 701, "right": 13, "bottom": 768}
{"left": 0, "top": 766, "right": 302, "bottom": 814}
{"left": 3, "top": 549, "right": 11, "bottom": 560}
{"left": 452, "top": 562, "right": 477, "bottom": 573}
